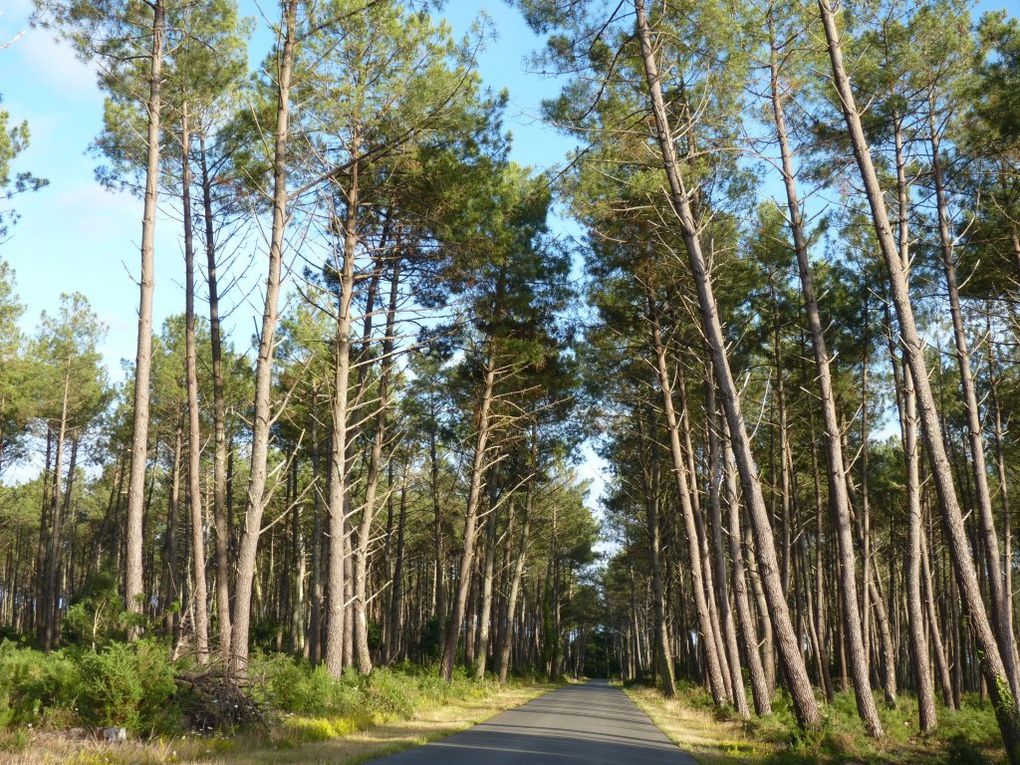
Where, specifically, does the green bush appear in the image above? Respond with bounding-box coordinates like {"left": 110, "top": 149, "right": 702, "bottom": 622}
{"left": 0, "top": 642, "right": 512, "bottom": 743}
{"left": 77, "top": 640, "right": 178, "bottom": 734}
{"left": 252, "top": 654, "right": 363, "bottom": 717}
{"left": 0, "top": 642, "right": 79, "bottom": 727}
{"left": 249, "top": 653, "right": 503, "bottom": 727}
{"left": 62, "top": 571, "right": 125, "bottom": 649}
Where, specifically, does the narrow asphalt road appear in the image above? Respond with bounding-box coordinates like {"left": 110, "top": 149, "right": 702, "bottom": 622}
{"left": 370, "top": 679, "right": 698, "bottom": 764}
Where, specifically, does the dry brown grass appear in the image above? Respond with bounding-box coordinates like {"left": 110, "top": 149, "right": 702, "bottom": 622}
{"left": 624, "top": 685, "right": 774, "bottom": 765}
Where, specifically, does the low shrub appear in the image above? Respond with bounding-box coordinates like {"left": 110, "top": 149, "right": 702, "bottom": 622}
{"left": 0, "top": 642, "right": 521, "bottom": 744}
{"left": 0, "top": 642, "right": 79, "bottom": 728}
{"left": 0, "top": 639, "right": 178, "bottom": 735}
{"left": 75, "top": 640, "right": 179, "bottom": 734}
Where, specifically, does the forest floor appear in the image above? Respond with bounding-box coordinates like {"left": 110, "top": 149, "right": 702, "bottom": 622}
{"left": 0, "top": 682, "right": 555, "bottom": 765}
{"left": 626, "top": 682, "right": 1008, "bottom": 764}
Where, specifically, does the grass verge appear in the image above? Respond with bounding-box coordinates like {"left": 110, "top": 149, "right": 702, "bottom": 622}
{"left": 625, "top": 682, "right": 1007, "bottom": 765}
{"left": 624, "top": 684, "right": 773, "bottom": 764}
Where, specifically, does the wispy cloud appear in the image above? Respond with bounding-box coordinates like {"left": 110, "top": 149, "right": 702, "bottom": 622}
{"left": 16, "top": 29, "right": 98, "bottom": 96}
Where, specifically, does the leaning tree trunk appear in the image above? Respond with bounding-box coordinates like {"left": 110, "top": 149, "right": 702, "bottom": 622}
{"left": 929, "top": 106, "right": 1020, "bottom": 701}
{"left": 230, "top": 0, "right": 297, "bottom": 676}
{"left": 649, "top": 309, "right": 713, "bottom": 702}
{"left": 634, "top": 0, "right": 820, "bottom": 727}
{"left": 125, "top": 0, "right": 165, "bottom": 636}
{"left": 817, "top": 0, "right": 1020, "bottom": 756}
{"left": 765, "top": 22, "right": 882, "bottom": 735}
{"left": 715, "top": 399, "right": 772, "bottom": 715}
{"left": 886, "top": 116, "right": 938, "bottom": 730}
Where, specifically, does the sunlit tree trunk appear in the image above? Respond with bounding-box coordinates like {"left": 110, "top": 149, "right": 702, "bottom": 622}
{"left": 125, "top": 0, "right": 165, "bottom": 636}
{"left": 635, "top": 0, "right": 819, "bottom": 726}
{"left": 817, "top": 0, "right": 1020, "bottom": 754}
{"left": 230, "top": 0, "right": 297, "bottom": 676}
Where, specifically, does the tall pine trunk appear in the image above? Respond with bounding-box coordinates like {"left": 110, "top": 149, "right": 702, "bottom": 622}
{"left": 440, "top": 354, "right": 496, "bottom": 681}
{"left": 634, "top": 0, "right": 819, "bottom": 727}
{"left": 765, "top": 20, "right": 882, "bottom": 735}
{"left": 199, "top": 132, "right": 232, "bottom": 662}
{"left": 181, "top": 107, "right": 210, "bottom": 663}
{"left": 816, "top": 0, "right": 1020, "bottom": 755}
{"left": 125, "top": 0, "right": 165, "bottom": 635}
{"left": 230, "top": 0, "right": 297, "bottom": 676}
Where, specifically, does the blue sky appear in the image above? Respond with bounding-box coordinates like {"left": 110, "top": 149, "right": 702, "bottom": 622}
{"left": 2, "top": 0, "right": 1017, "bottom": 503}
{"left": 0, "top": 0, "right": 578, "bottom": 368}
{"left": 0, "top": 0, "right": 607, "bottom": 495}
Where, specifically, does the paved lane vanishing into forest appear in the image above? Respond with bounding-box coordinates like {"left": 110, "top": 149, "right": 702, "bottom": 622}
{"left": 370, "top": 679, "right": 697, "bottom": 764}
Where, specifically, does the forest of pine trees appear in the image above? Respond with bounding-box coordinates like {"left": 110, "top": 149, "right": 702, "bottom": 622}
{"left": 3, "top": 0, "right": 1020, "bottom": 761}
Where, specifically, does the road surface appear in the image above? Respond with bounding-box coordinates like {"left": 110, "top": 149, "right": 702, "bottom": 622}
{"left": 371, "top": 679, "right": 698, "bottom": 764}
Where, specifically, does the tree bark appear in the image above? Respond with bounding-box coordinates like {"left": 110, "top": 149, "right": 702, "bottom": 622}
{"left": 199, "top": 131, "right": 232, "bottom": 662}
{"left": 929, "top": 104, "right": 1020, "bottom": 700}
{"left": 42, "top": 372, "right": 70, "bottom": 650}
{"left": 326, "top": 152, "right": 360, "bottom": 678}
{"left": 718, "top": 406, "right": 772, "bottom": 715}
{"left": 440, "top": 354, "right": 496, "bottom": 681}
{"left": 816, "top": 0, "right": 1020, "bottom": 755}
{"left": 634, "top": 0, "right": 820, "bottom": 727}
{"left": 649, "top": 309, "right": 710, "bottom": 701}
{"left": 764, "top": 20, "right": 882, "bottom": 734}
{"left": 230, "top": 0, "right": 297, "bottom": 676}
{"left": 125, "top": 0, "right": 165, "bottom": 636}
{"left": 182, "top": 105, "right": 210, "bottom": 663}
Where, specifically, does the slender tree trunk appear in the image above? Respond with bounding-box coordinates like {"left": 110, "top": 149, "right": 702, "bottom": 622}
{"left": 431, "top": 416, "right": 445, "bottom": 634}
{"left": 440, "top": 354, "right": 496, "bottom": 681}
{"left": 42, "top": 373, "right": 70, "bottom": 650}
{"left": 474, "top": 498, "right": 498, "bottom": 679}
{"left": 352, "top": 259, "right": 400, "bottom": 674}
{"left": 163, "top": 422, "right": 183, "bottom": 639}
{"left": 883, "top": 115, "right": 939, "bottom": 730}
{"left": 929, "top": 106, "right": 1020, "bottom": 700}
{"left": 763, "top": 25, "right": 882, "bottom": 734}
{"left": 181, "top": 106, "right": 210, "bottom": 663}
{"left": 387, "top": 466, "right": 408, "bottom": 663}
{"left": 498, "top": 472, "right": 533, "bottom": 684}
{"left": 817, "top": 0, "right": 1020, "bottom": 754}
{"left": 308, "top": 418, "right": 323, "bottom": 663}
{"left": 634, "top": 0, "right": 819, "bottom": 726}
{"left": 230, "top": 0, "right": 297, "bottom": 676}
{"left": 989, "top": 322, "right": 1014, "bottom": 652}
{"left": 199, "top": 132, "right": 232, "bottom": 662}
{"left": 718, "top": 407, "right": 772, "bottom": 715}
{"left": 900, "top": 344, "right": 937, "bottom": 729}
{"left": 326, "top": 152, "right": 360, "bottom": 678}
{"left": 648, "top": 310, "right": 710, "bottom": 701}
{"left": 125, "top": 0, "right": 165, "bottom": 635}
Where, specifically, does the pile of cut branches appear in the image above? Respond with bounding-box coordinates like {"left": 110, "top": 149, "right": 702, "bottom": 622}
{"left": 176, "top": 668, "right": 267, "bottom": 734}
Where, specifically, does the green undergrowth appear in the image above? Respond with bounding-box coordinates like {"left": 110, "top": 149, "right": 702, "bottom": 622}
{"left": 0, "top": 639, "right": 178, "bottom": 735}
{"left": 0, "top": 639, "right": 551, "bottom": 761}
{"left": 627, "top": 680, "right": 1006, "bottom": 765}
{"left": 249, "top": 655, "right": 537, "bottom": 747}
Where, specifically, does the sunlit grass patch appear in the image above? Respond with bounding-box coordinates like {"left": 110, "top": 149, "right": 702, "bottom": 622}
{"left": 628, "top": 682, "right": 1008, "bottom": 765}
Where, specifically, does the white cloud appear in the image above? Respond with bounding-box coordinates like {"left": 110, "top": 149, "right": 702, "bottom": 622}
{"left": 16, "top": 27, "right": 98, "bottom": 96}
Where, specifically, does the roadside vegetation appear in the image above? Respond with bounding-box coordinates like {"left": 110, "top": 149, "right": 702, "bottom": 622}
{"left": 0, "top": 639, "right": 552, "bottom": 764}
{"left": 627, "top": 683, "right": 1004, "bottom": 765}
